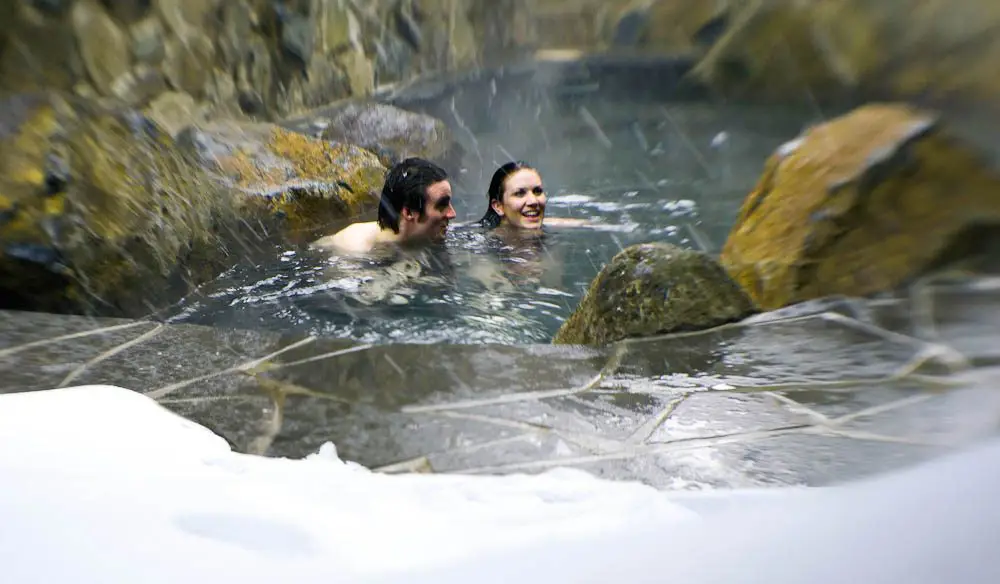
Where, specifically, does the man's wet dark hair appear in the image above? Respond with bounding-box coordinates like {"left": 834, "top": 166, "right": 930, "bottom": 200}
{"left": 477, "top": 160, "right": 534, "bottom": 229}
{"left": 377, "top": 157, "right": 450, "bottom": 233}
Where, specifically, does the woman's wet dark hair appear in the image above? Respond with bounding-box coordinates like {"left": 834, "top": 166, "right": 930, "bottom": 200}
{"left": 477, "top": 160, "right": 534, "bottom": 229}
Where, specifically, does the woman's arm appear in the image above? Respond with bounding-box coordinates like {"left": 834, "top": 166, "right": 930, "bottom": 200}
{"left": 543, "top": 217, "right": 592, "bottom": 228}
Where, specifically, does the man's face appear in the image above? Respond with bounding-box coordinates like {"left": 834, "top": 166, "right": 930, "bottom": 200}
{"left": 401, "top": 179, "right": 456, "bottom": 244}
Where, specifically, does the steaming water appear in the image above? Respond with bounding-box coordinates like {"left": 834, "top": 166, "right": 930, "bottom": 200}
{"left": 165, "top": 100, "right": 826, "bottom": 343}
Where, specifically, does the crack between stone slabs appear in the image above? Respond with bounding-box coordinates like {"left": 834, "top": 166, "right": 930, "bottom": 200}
{"left": 627, "top": 394, "right": 688, "bottom": 445}
{"left": 616, "top": 310, "right": 958, "bottom": 361}
{"left": 156, "top": 395, "right": 251, "bottom": 405}
{"left": 828, "top": 393, "right": 937, "bottom": 426}
{"left": 763, "top": 390, "right": 831, "bottom": 425}
{"left": 820, "top": 312, "right": 968, "bottom": 365}
{"left": 372, "top": 435, "right": 536, "bottom": 475}
{"left": 57, "top": 324, "right": 166, "bottom": 389}
{"left": 145, "top": 336, "right": 318, "bottom": 400}
{"left": 612, "top": 368, "right": 963, "bottom": 400}
{"left": 250, "top": 374, "right": 353, "bottom": 405}
{"left": 0, "top": 320, "right": 153, "bottom": 358}
{"left": 453, "top": 425, "right": 813, "bottom": 476}
{"left": 245, "top": 384, "right": 286, "bottom": 457}
{"left": 806, "top": 426, "right": 955, "bottom": 448}
{"left": 251, "top": 343, "right": 374, "bottom": 373}
{"left": 401, "top": 343, "right": 626, "bottom": 414}
{"left": 424, "top": 410, "right": 625, "bottom": 455}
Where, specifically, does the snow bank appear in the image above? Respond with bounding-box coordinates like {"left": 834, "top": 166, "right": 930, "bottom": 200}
{"left": 1, "top": 385, "right": 998, "bottom": 584}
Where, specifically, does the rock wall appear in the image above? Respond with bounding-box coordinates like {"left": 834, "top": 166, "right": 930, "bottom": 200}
{"left": 4, "top": 1, "right": 1000, "bottom": 129}
{"left": 0, "top": 0, "right": 537, "bottom": 135}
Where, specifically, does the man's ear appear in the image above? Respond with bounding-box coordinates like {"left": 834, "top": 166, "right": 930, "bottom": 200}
{"left": 490, "top": 199, "right": 504, "bottom": 216}
{"left": 401, "top": 207, "right": 417, "bottom": 222}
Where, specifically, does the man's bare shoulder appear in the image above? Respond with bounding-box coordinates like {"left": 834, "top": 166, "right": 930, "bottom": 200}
{"left": 311, "top": 222, "right": 381, "bottom": 254}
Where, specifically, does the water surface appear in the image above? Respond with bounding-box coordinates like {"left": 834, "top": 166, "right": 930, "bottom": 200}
{"left": 166, "top": 93, "right": 830, "bottom": 343}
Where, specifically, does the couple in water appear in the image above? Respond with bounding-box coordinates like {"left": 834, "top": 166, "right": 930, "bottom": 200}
{"left": 311, "top": 157, "right": 586, "bottom": 254}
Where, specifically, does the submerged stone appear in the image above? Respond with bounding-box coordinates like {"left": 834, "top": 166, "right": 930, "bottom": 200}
{"left": 0, "top": 92, "right": 241, "bottom": 317}
{"left": 177, "top": 121, "right": 387, "bottom": 236}
{"left": 720, "top": 103, "right": 1000, "bottom": 310}
{"left": 553, "top": 242, "right": 756, "bottom": 346}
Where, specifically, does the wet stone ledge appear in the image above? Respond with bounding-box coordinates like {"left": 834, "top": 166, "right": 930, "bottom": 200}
{"left": 3, "top": 275, "right": 1000, "bottom": 489}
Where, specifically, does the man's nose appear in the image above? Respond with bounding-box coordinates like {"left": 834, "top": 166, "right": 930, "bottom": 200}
{"left": 445, "top": 204, "right": 457, "bottom": 219}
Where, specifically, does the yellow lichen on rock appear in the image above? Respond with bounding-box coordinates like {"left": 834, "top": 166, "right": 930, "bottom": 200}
{"left": 720, "top": 103, "right": 1000, "bottom": 310}
{"left": 0, "top": 92, "right": 237, "bottom": 316}
{"left": 179, "top": 121, "right": 387, "bottom": 235}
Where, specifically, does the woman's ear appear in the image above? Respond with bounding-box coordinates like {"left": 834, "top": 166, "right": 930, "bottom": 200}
{"left": 490, "top": 198, "right": 504, "bottom": 216}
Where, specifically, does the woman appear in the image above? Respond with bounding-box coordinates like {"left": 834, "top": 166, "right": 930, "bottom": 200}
{"left": 476, "top": 161, "right": 589, "bottom": 230}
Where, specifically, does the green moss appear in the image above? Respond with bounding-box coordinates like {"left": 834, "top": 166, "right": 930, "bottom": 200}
{"left": 553, "top": 242, "right": 756, "bottom": 346}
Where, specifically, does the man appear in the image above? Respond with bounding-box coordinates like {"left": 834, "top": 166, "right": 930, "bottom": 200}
{"left": 312, "top": 157, "right": 457, "bottom": 254}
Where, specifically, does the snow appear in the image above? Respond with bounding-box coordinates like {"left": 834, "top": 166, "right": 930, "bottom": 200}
{"left": 1, "top": 385, "right": 999, "bottom": 584}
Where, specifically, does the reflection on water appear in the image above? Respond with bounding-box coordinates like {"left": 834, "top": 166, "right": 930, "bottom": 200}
{"left": 165, "top": 101, "right": 823, "bottom": 343}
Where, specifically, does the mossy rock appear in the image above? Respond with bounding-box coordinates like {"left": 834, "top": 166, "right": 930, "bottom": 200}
{"left": 553, "top": 242, "right": 756, "bottom": 346}
{"left": 719, "top": 103, "right": 1000, "bottom": 310}
{"left": 177, "top": 121, "right": 387, "bottom": 237}
{"left": 608, "top": 0, "right": 730, "bottom": 53}
{"left": 688, "top": 0, "right": 1000, "bottom": 106}
{"left": 282, "top": 101, "right": 463, "bottom": 170}
{"left": 0, "top": 92, "right": 243, "bottom": 317}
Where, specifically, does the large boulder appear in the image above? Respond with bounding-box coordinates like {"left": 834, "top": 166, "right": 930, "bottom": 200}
{"left": 281, "top": 101, "right": 462, "bottom": 170}
{"left": 177, "top": 121, "right": 387, "bottom": 237}
{"left": 553, "top": 242, "right": 756, "bottom": 346}
{"left": 719, "top": 103, "right": 1000, "bottom": 311}
{"left": 687, "top": 0, "right": 1000, "bottom": 107}
{"left": 0, "top": 92, "right": 241, "bottom": 317}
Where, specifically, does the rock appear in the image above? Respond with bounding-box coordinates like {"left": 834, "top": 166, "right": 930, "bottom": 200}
{"left": 154, "top": 0, "right": 219, "bottom": 38}
{"left": 162, "top": 31, "right": 215, "bottom": 97}
{"left": 321, "top": 0, "right": 361, "bottom": 53}
{"left": 553, "top": 242, "right": 756, "bottom": 345}
{"left": 71, "top": 0, "right": 132, "bottom": 97}
{"left": 144, "top": 90, "right": 204, "bottom": 136}
{"left": 1, "top": 4, "right": 81, "bottom": 92}
{"left": 176, "top": 120, "right": 387, "bottom": 235}
{"left": 100, "top": 0, "right": 153, "bottom": 23}
{"left": 609, "top": 0, "right": 730, "bottom": 53}
{"left": 129, "top": 15, "right": 166, "bottom": 63}
{"left": 111, "top": 64, "right": 168, "bottom": 105}
{"left": 275, "top": 3, "right": 315, "bottom": 69}
{"left": 469, "top": 0, "right": 535, "bottom": 62}
{"left": 28, "top": 0, "right": 72, "bottom": 16}
{"left": 286, "top": 101, "right": 461, "bottom": 169}
{"left": 688, "top": 0, "right": 1000, "bottom": 107}
{"left": 336, "top": 49, "right": 375, "bottom": 97}
{"left": 0, "top": 92, "right": 242, "bottom": 318}
{"left": 719, "top": 103, "right": 1000, "bottom": 310}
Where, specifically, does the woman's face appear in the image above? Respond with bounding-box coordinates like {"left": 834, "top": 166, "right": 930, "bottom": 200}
{"left": 492, "top": 168, "right": 546, "bottom": 230}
